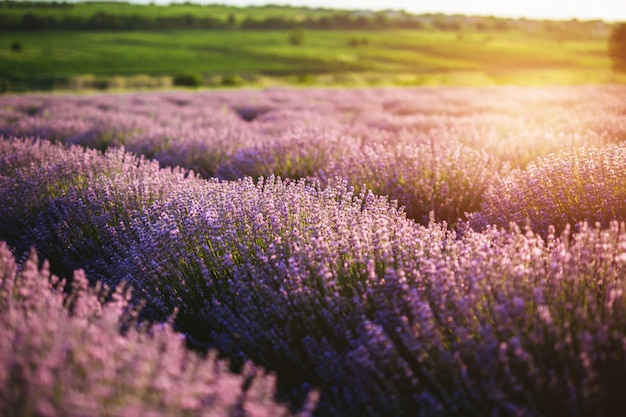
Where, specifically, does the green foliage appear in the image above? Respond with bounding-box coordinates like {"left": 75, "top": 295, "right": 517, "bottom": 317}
{"left": 221, "top": 74, "right": 244, "bottom": 86}
{"left": 296, "top": 73, "right": 315, "bottom": 84}
{"left": 288, "top": 28, "right": 305, "bottom": 46}
{"left": 173, "top": 72, "right": 203, "bottom": 88}
{"left": 227, "top": 13, "right": 236, "bottom": 28}
{"left": 609, "top": 23, "right": 626, "bottom": 73}
{"left": 348, "top": 37, "right": 368, "bottom": 47}
{"left": 10, "top": 41, "right": 21, "bottom": 52}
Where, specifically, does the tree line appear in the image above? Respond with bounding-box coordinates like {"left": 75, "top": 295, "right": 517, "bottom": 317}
{"left": 0, "top": 6, "right": 512, "bottom": 32}
{"left": 1, "top": 11, "right": 230, "bottom": 31}
{"left": 0, "top": 0, "right": 612, "bottom": 38}
{"left": 0, "top": 11, "right": 439, "bottom": 31}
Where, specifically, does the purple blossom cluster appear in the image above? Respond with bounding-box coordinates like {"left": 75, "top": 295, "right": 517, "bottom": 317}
{"left": 473, "top": 144, "right": 626, "bottom": 234}
{"left": 116, "top": 176, "right": 626, "bottom": 416}
{"left": 0, "top": 241, "right": 315, "bottom": 417}
{"left": 0, "top": 137, "right": 209, "bottom": 282}
{"left": 322, "top": 140, "right": 507, "bottom": 225}
{"left": 2, "top": 86, "right": 625, "bottom": 225}
{"left": 2, "top": 85, "right": 626, "bottom": 416}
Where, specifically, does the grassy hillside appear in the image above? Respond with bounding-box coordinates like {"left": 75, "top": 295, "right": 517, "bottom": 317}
{"left": 0, "top": 1, "right": 623, "bottom": 91}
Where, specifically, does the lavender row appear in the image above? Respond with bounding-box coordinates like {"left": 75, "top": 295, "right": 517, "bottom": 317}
{"left": 473, "top": 143, "right": 626, "bottom": 235}
{"left": 2, "top": 86, "right": 625, "bottom": 226}
{"left": 3, "top": 137, "right": 626, "bottom": 415}
{"left": 0, "top": 241, "right": 316, "bottom": 417}
{"left": 121, "top": 175, "right": 626, "bottom": 416}
{"left": 321, "top": 140, "right": 508, "bottom": 225}
{"left": 0, "top": 137, "right": 211, "bottom": 283}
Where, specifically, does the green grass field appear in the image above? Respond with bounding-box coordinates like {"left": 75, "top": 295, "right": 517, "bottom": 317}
{"left": 1, "top": 2, "right": 624, "bottom": 91}
{"left": 2, "top": 28, "right": 620, "bottom": 91}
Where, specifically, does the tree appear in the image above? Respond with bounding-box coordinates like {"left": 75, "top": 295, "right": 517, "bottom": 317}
{"left": 288, "top": 28, "right": 305, "bottom": 46}
{"left": 608, "top": 23, "right": 626, "bottom": 72}
{"left": 227, "top": 13, "right": 236, "bottom": 28}
{"left": 173, "top": 73, "right": 203, "bottom": 88}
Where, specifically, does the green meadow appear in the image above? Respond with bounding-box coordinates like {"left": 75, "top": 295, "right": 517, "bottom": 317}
{"left": 0, "top": 1, "right": 623, "bottom": 91}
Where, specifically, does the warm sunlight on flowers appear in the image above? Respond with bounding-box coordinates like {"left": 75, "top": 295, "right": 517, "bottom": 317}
{"left": 1, "top": 84, "right": 626, "bottom": 415}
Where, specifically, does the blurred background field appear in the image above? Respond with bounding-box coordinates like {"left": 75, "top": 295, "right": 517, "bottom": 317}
{"left": 1, "top": 0, "right": 625, "bottom": 92}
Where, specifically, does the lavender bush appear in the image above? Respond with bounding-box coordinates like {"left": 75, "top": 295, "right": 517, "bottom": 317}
{"left": 0, "top": 137, "right": 208, "bottom": 281}
{"left": 215, "top": 128, "right": 355, "bottom": 181}
{"left": 118, "top": 175, "right": 456, "bottom": 414}
{"left": 473, "top": 144, "right": 626, "bottom": 234}
{"left": 0, "top": 241, "right": 316, "bottom": 417}
{"left": 323, "top": 140, "right": 507, "bottom": 226}
{"left": 2, "top": 86, "right": 625, "bottom": 225}
{"left": 120, "top": 174, "right": 626, "bottom": 416}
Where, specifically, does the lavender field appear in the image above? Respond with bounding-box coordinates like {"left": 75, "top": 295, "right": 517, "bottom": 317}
{"left": 1, "top": 85, "right": 626, "bottom": 416}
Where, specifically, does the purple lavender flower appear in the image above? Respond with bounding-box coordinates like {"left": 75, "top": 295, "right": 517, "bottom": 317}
{"left": 2, "top": 85, "right": 626, "bottom": 416}
{"left": 0, "top": 241, "right": 316, "bottom": 416}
